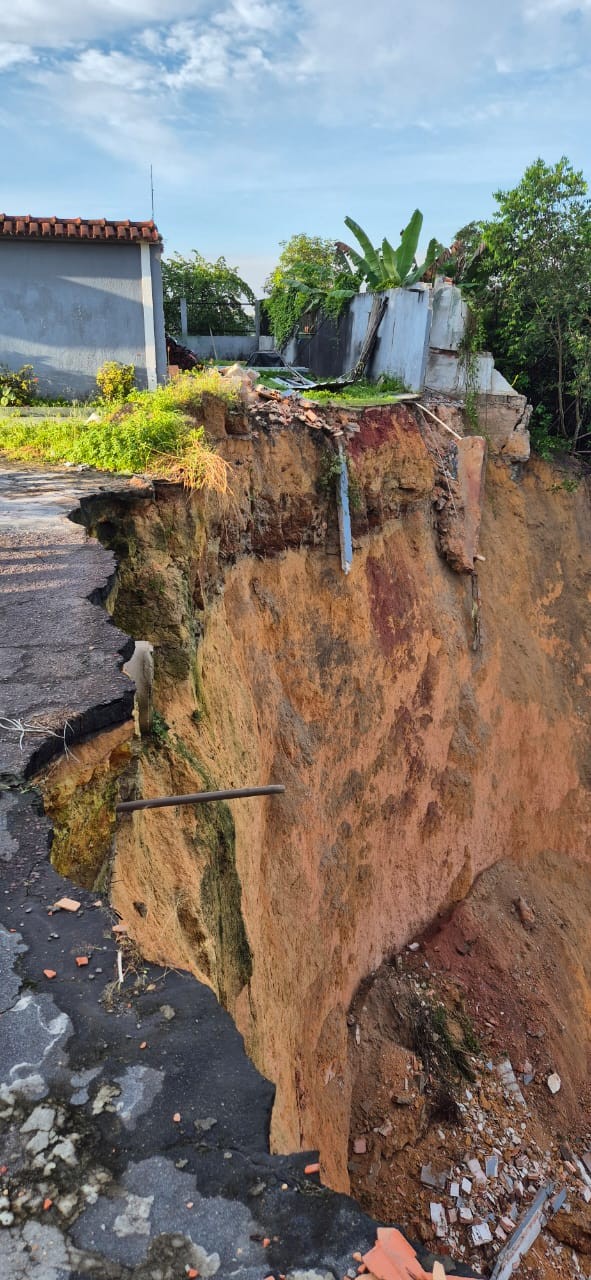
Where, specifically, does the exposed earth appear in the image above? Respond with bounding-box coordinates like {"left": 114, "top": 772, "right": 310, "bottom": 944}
{"left": 1, "top": 385, "right": 590, "bottom": 1280}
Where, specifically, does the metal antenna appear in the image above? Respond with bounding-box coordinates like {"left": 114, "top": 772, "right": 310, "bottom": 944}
{"left": 150, "top": 165, "right": 155, "bottom": 221}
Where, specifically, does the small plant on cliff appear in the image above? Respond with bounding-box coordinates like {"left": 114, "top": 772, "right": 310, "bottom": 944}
{"left": 458, "top": 304, "right": 486, "bottom": 432}
{"left": 317, "top": 448, "right": 343, "bottom": 498}
{"left": 151, "top": 711, "right": 170, "bottom": 746}
{"left": 308, "top": 376, "right": 407, "bottom": 407}
{"left": 96, "top": 361, "right": 136, "bottom": 403}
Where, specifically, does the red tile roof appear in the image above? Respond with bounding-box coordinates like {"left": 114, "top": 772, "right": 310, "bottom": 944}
{"left": 0, "top": 216, "right": 161, "bottom": 243}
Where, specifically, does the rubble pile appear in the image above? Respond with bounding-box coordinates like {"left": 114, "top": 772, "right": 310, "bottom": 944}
{"left": 221, "top": 368, "right": 364, "bottom": 444}
{"left": 415, "top": 1067, "right": 591, "bottom": 1277}
{"left": 350, "top": 960, "right": 591, "bottom": 1280}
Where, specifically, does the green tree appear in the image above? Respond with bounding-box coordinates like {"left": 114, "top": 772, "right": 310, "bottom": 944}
{"left": 472, "top": 158, "right": 591, "bottom": 451}
{"left": 162, "top": 252, "right": 256, "bottom": 336}
{"left": 264, "top": 234, "right": 360, "bottom": 348}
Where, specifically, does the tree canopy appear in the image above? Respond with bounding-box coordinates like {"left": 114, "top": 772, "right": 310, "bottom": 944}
{"left": 162, "top": 252, "right": 256, "bottom": 337}
{"left": 264, "top": 215, "right": 443, "bottom": 349}
{"left": 467, "top": 157, "right": 591, "bottom": 452}
{"left": 263, "top": 234, "right": 360, "bottom": 349}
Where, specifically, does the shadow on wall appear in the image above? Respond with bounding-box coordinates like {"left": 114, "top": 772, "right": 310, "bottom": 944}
{"left": 0, "top": 240, "right": 164, "bottom": 398}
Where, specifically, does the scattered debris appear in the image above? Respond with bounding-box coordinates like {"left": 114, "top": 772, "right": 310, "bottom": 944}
{"left": 547, "top": 1072, "right": 562, "bottom": 1095}
{"left": 304, "top": 1163, "right": 320, "bottom": 1175}
{"left": 43, "top": 969, "right": 56, "bottom": 979}
{"left": 75, "top": 956, "right": 89, "bottom": 967}
{"left": 497, "top": 1058, "right": 526, "bottom": 1106}
{"left": 472, "top": 1222, "right": 493, "bottom": 1246}
{"left": 363, "top": 1226, "right": 478, "bottom": 1280}
{"left": 421, "top": 1164, "right": 448, "bottom": 1190}
{"left": 51, "top": 897, "right": 81, "bottom": 913}
{"left": 490, "top": 1184, "right": 566, "bottom": 1280}
{"left": 515, "top": 896, "right": 536, "bottom": 929}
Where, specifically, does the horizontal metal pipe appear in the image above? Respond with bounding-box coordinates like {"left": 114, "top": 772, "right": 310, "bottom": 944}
{"left": 116, "top": 784, "right": 285, "bottom": 815}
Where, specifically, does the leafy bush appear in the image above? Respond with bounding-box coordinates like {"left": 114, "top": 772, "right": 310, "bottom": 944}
{"left": 0, "top": 369, "right": 237, "bottom": 492}
{"left": 96, "top": 361, "right": 136, "bottom": 403}
{"left": 0, "top": 364, "right": 37, "bottom": 406}
{"left": 264, "top": 234, "right": 361, "bottom": 348}
{"left": 162, "top": 251, "right": 255, "bottom": 335}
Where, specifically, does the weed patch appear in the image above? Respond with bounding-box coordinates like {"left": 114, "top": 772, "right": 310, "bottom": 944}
{"left": 0, "top": 370, "right": 235, "bottom": 490}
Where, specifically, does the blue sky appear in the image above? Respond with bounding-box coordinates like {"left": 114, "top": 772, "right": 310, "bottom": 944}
{"left": 1, "top": 0, "right": 590, "bottom": 295}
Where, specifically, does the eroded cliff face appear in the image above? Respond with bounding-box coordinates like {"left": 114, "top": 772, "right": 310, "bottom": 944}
{"left": 75, "top": 404, "right": 591, "bottom": 1193}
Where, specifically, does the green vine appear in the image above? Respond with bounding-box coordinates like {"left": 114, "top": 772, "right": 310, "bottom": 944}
{"left": 458, "top": 302, "right": 486, "bottom": 433}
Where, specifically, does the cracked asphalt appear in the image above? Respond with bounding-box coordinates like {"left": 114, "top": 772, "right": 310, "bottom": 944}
{"left": 0, "top": 464, "right": 377, "bottom": 1280}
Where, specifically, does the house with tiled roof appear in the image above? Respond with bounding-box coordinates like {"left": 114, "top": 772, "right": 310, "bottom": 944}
{"left": 0, "top": 216, "right": 167, "bottom": 398}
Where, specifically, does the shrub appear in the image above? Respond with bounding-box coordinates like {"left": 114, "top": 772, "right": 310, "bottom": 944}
{"left": 0, "top": 364, "right": 37, "bottom": 406}
{"left": 0, "top": 367, "right": 234, "bottom": 493}
{"left": 96, "top": 361, "right": 136, "bottom": 403}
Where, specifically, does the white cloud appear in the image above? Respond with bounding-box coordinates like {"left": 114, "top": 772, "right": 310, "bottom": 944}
{"left": 0, "top": 1, "right": 203, "bottom": 46}
{"left": 70, "top": 49, "right": 152, "bottom": 90}
{"left": 0, "top": 41, "right": 36, "bottom": 69}
{"left": 2, "top": 0, "right": 590, "bottom": 193}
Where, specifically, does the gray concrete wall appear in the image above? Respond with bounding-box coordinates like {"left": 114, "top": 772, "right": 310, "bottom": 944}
{"left": 429, "top": 281, "right": 468, "bottom": 352}
{"left": 150, "top": 248, "right": 168, "bottom": 386}
{"left": 283, "top": 286, "right": 432, "bottom": 390}
{"left": 183, "top": 334, "right": 274, "bottom": 360}
{"left": 367, "top": 286, "right": 431, "bottom": 389}
{"left": 0, "top": 240, "right": 166, "bottom": 398}
{"left": 425, "top": 349, "right": 517, "bottom": 396}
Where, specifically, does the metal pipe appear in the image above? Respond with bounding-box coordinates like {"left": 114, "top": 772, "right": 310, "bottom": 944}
{"left": 116, "top": 785, "right": 285, "bottom": 815}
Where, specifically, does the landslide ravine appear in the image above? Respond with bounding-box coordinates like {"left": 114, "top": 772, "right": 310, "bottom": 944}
{"left": 48, "top": 399, "right": 591, "bottom": 1198}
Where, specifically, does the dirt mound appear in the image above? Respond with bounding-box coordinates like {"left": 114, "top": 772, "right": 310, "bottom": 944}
{"left": 348, "top": 853, "right": 591, "bottom": 1277}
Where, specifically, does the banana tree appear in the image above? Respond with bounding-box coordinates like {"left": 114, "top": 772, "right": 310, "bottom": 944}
{"left": 341, "top": 210, "right": 443, "bottom": 289}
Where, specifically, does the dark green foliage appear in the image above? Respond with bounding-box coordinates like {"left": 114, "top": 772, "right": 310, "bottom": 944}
{"left": 342, "top": 210, "right": 443, "bottom": 289}
{"left": 264, "top": 233, "right": 360, "bottom": 348}
{"left": 409, "top": 994, "right": 476, "bottom": 1084}
{"left": 465, "top": 157, "right": 591, "bottom": 452}
{"left": 163, "top": 251, "right": 255, "bottom": 336}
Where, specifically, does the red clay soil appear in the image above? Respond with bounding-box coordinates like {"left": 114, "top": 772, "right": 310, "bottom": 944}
{"left": 348, "top": 852, "right": 591, "bottom": 1279}
{"left": 416, "top": 852, "right": 591, "bottom": 1136}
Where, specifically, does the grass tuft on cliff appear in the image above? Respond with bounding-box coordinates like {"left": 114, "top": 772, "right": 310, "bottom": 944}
{"left": 0, "top": 370, "right": 234, "bottom": 491}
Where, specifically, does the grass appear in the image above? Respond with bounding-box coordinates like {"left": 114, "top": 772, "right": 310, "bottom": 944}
{"left": 303, "top": 375, "right": 410, "bottom": 408}
{"left": 0, "top": 370, "right": 236, "bottom": 491}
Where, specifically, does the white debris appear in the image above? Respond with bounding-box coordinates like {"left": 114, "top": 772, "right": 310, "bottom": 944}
{"left": 497, "top": 1058, "right": 526, "bottom": 1106}
{"left": 430, "top": 1203, "right": 447, "bottom": 1237}
{"left": 547, "top": 1072, "right": 561, "bottom": 1095}
{"left": 472, "top": 1223, "right": 493, "bottom": 1246}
